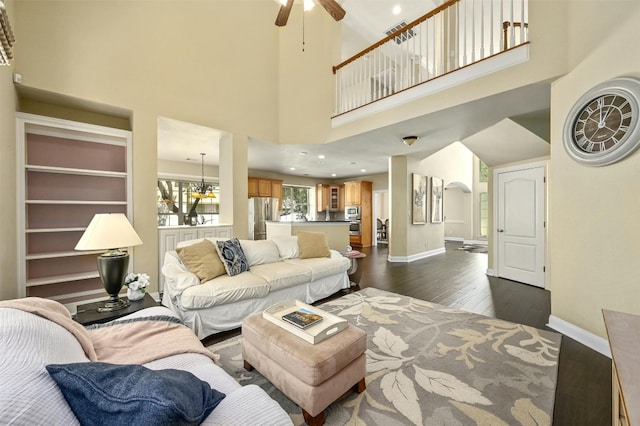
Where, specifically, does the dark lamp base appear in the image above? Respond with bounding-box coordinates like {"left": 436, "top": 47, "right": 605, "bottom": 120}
{"left": 97, "top": 296, "right": 131, "bottom": 313}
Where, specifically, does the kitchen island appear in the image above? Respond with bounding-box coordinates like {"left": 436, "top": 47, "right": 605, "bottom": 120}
{"left": 266, "top": 221, "right": 349, "bottom": 251}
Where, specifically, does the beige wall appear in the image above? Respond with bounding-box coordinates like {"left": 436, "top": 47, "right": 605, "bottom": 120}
{"left": 0, "top": 0, "right": 17, "bottom": 300}
{"left": 10, "top": 0, "right": 337, "bottom": 294}
{"left": 549, "top": 1, "right": 640, "bottom": 338}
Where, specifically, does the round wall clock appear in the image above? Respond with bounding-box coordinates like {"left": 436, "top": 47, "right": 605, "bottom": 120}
{"left": 562, "top": 77, "right": 640, "bottom": 166}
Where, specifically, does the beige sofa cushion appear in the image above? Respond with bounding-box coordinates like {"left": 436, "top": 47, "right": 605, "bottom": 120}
{"left": 176, "top": 239, "right": 226, "bottom": 283}
{"left": 297, "top": 231, "right": 331, "bottom": 259}
{"left": 180, "top": 272, "right": 270, "bottom": 309}
{"left": 249, "top": 262, "right": 312, "bottom": 291}
{"left": 285, "top": 255, "right": 350, "bottom": 281}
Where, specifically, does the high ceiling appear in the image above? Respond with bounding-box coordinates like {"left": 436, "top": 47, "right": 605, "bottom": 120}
{"left": 157, "top": 0, "right": 551, "bottom": 179}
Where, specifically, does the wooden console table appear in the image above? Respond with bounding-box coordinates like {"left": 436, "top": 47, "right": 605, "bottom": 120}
{"left": 603, "top": 309, "right": 640, "bottom": 425}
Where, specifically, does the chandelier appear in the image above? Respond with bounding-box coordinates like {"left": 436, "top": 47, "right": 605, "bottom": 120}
{"left": 191, "top": 153, "right": 216, "bottom": 199}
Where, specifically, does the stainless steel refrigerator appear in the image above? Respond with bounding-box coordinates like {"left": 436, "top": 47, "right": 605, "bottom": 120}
{"left": 248, "top": 197, "right": 279, "bottom": 240}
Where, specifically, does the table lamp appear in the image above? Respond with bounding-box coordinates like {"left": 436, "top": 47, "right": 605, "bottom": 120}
{"left": 75, "top": 213, "right": 143, "bottom": 312}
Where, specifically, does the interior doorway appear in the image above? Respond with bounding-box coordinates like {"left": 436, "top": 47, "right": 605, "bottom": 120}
{"left": 373, "top": 190, "right": 389, "bottom": 246}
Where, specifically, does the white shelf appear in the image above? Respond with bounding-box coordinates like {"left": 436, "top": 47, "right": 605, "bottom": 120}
{"left": 26, "top": 200, "right": 127, "bottom": 205}
{"left": 25, "top": 164, "right": 127, "bottom": 178}
{"left": 26, "top": 227, "right": 87, "bottom": 233}
{"left": 26, "top": 250, "right": 103, "bottom": 260}
{"left": 27, "top": 271, "right": 100, "bottom": 287}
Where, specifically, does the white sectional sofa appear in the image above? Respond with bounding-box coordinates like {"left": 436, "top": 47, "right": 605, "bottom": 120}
{"left": 161, "top": 235, "right": 351, "bottom": 339}
{"left": 0, "top": 300, "right": 292, "bottom": 425}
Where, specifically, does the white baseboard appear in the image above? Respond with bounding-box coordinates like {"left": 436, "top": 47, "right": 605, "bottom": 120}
{"left": 547, "top": 315, "right": 611, "bottom": 358}
{"left": 486, "top": 268, "right": 496, "bottom": 276}
{"left": 445, "top": 237, "right": 464, "bottom": 242}
{"left": 388, "top": 247, "right": 446, "bottom": 263}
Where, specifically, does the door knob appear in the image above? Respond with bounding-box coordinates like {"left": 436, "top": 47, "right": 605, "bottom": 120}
{"left": 497, "top": 228, "right": 504, "bottom": 232}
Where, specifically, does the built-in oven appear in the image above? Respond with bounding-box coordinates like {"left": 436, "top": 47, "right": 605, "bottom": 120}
{"left": 348, "top": 220, "right": 361, "bottom": 235}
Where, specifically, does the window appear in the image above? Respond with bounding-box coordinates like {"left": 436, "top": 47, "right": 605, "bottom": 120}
{"left": 157, "top": 179, "right": 219, "bottom": 226}
{"left": 281, "top": 185, "right": 311, "bottom": 222}
{"left": 479, "top": 161, "right": 488, "bottom": 183}
{"left": 479, "top": 192, "right": 488, "bottom": 238}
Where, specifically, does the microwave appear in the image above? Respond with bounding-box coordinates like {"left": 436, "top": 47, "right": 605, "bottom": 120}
{"left": 345, "top": 206, "right": 360, "bottom": 220}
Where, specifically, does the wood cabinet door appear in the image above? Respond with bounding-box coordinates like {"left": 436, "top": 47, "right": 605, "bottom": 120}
{"left": 271, "top": 180, "right": 282, "bottom": 201}
{"left": 258, "top": 179, "right": 272, "bottom": 197}
{"left": 345, "top": 182, "right": 361, "bottom": 205}
{"left": 338, "top": 184, "right": 345, "bottom": 211}
{"left": 248, "top": 178, "right": 258, "bottom": 197}
{"left": 329, "top": 185, "right": 340, "bottom": 211}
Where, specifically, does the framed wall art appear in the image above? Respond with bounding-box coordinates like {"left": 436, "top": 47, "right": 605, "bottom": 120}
{"left": 430, "top": 177, "right": 444, "bottom": 223}
{"left": 412, "top": 173, "right": 427, "bottom": 225}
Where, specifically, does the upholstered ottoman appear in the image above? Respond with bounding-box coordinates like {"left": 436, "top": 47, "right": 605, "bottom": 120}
{"left": 242, "top": 312, "right": 367, "bottom": 426}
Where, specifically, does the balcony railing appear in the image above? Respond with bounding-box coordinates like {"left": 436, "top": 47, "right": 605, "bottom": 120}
{"left": 333, "top": 0, "right": 528, "bottom": 117}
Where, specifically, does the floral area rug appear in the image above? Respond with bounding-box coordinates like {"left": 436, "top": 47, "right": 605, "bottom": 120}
{"left": 207, "top": 287, "right": 561, "bottom": 425}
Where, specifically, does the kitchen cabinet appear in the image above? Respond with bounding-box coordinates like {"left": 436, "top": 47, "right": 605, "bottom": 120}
{"left": 344, "top": 181, "right": 373, "bottom": 247}
{"left": 158, "top": 225, "right": 233, "bottom": 292}
{"left": 317, "top": 184, "right": 344, "bottom": 212}
{"left": 248, "top": 178, "right": 259, "bottom": 197}
{"left": 345, "top": 181, "right": 361, "bottom": 205}
{"left": 248, "top": 177, "right": 283, "bottom": 208}
{"left": 16, "top": 113, "right": 133, "bottom": 311}
{"left": 271, "top": 179, "right": 283, "bottom": 207}
{"left": 258, "top": 179, "right": 272, "bottom": 196}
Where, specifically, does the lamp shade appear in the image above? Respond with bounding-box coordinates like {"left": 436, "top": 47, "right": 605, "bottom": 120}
{"left": 75, "top": 213, "right": 143, "bottom": 251}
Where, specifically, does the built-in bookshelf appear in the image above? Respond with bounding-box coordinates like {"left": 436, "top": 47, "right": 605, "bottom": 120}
{"left": 16, "top": 113, "right": 132, "bottom": 309}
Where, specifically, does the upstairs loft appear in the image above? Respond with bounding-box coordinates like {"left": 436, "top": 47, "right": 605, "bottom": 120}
{"left": 332, "top": 0, "right": 529, "bottom": 126}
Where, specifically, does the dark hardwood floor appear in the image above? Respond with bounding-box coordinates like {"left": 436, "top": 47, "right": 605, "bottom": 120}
{"left": 204, "top": 241, "right": 611, "bottom": 425}
{"left": 352, "top": 241, "right": 611, "bottom": 426}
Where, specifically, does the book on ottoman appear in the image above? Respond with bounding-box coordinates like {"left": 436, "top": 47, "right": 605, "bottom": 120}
{"left": 282, "top": 308, "right": 323, "bottom": 329}
{"left": 263, "top": 300, "right": 347, "bottom": 344}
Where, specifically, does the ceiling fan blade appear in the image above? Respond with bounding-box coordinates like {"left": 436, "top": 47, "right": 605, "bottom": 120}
{"left": 275, "top": 0, "right": 294, "bottom": 26}
{"left": 316, "top": 0, "right": 346, "bottom": 21}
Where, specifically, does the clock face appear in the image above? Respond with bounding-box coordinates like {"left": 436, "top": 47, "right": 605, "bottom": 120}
{"left": 563, "top": 77, "right": 640, "bottom": 166}
{"left": 572, "top": 94, "right": 632, "bottom": 153}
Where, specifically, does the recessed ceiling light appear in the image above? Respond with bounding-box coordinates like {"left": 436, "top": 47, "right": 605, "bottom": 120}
{"left": 331, "top": 173, "right": 336, "bottom": 177}
{"left": 289, "top": 167, "right": 296, "bottom": 171}
{"left": 360, "top": 169, "right": 367, "bottom": 173}
{"left": 318, "top": 154, "right": 325, "bottom": 159}
{"left": 392, "top": 5, "right": 401, "bottom": 15}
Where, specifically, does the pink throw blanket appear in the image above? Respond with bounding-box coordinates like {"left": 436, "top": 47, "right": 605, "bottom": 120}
{"left": 0, "top": 297, "right": 217, "bottom": 364}
{"left": 87, "top": 319, "right": 219, "bottom": 364}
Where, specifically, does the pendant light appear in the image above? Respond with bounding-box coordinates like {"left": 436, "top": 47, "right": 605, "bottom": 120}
{"left": 191, "top": 153, "right": 216, "bottom": 199}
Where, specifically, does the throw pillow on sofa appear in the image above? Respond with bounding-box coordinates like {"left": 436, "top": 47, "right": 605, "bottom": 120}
{"left": 270, "top": 235, "right": 300, "bottom": 259}
{"left": 216, "top": 238, "right": 250, "bottom": 276}
{"left": 177, "top": 239, "right": 226, "bottom": 283}
{"left": 297, "top": 231, "right": 331, "bottom": 259}
{"left": 46, "top": 362, "right": 226, "bottom": 426}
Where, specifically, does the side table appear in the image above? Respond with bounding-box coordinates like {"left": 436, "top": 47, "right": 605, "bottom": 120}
{"left": 74, "top": 293, "right": 159, "bottom": 326}
{"left": 341, "top": 251, "right": 366, "bottom": 287}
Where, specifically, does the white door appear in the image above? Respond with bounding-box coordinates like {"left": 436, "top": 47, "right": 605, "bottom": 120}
{"left": 496, "top": 165, "right": 545, "bottom": 287}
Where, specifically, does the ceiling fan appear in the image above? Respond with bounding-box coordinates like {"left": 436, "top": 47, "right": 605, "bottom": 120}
{"left": 275, "top": 0, "right": 346, "bottom": 27}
